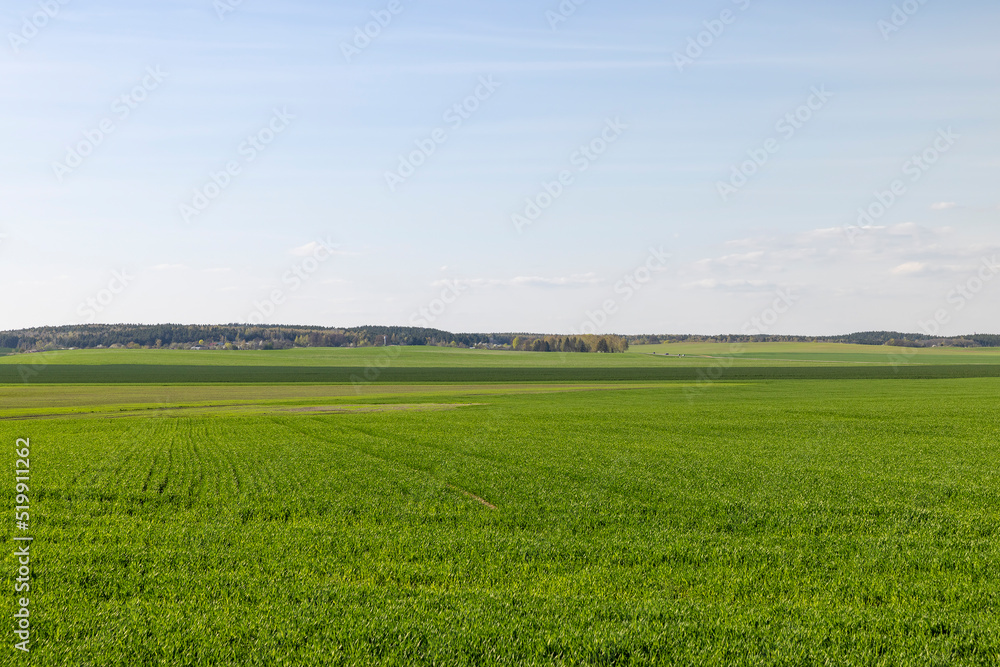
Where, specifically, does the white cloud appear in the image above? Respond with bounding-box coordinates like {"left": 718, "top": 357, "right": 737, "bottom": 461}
{"left": 679, "top": 224, "right": 1000, "bottom": 299}
{"left": 799, "top": 227, "right": 850, "bottom": 241}
{"left": 289, "top": 241, "right": 348, "bottom": 257}
{"left": 433, "top": 273, "right": 602, "bottom": 290}
{"left": 891, "top": 261, "right": 928, "bottom": 276}
{"left": 683, "top": 278, "right": 773, "bottom": 291}
{"left": 931, "top": 202, "right": 959, "bottom": 210}
{"left": 695, "top": 251, "right": 765, "bottom": 268}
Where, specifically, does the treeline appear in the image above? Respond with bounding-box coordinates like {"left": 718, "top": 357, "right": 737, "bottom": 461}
{"left": 3, "top": 325, "right": 998, "bottom": 353}
{"left": 628, "top": 334, "right": 818, "bottom": 345}
{"left": 0, "top": 324, "right": 519, "bottom": 352}
{"left": 1, "top": 324, "right": 632, "bottom": 354}
{"left": 627, "top": 331, "right": 1000, "bottom": 348}
{"left": 511, "top": 335, "right": 628, "bottom": 353}
{"left": 824, "top": 331, "right": 1000, "bottom": 347}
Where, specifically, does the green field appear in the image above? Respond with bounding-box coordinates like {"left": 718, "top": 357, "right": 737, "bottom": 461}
{"left": 5, "top": 345, "right": 1000, "bottom": 385}
{"left": 3, "top": 345, "right": 999, "bottom": 664}
{"left": 637, "top": 342, "right": 1000, "bottom": 366}
{"left": 6, "top": 343, "right": 1000, "bottom": 369}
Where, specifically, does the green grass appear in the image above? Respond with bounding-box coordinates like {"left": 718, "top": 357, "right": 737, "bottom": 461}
{"left": 5, "top": 346, "right": 679, "bottom": 368}
{"left": 635, "top": 342, "right": 1000, "bottom": 365}
{"left": 4, "top": 362, "right": 1000, "bottom": 384}
{"left": 3, "top": 343, "right": 1000, "bottom": 386}
{"left": 3, "top": 377, "right": 1000, "bottom": 664}
{"left": 7, "top": 343, "right": 1000, "bottom": 370}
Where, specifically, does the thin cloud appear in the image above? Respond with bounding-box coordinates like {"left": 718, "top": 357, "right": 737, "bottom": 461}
{"left": 683, "top": 278, "right": 774, "bottom": 291}
{"left": 434, "top": 273, "right": 602, "bottom": 290}
{"left": 288, "top": 241, "right": 359, "bottom": 258}
{"left": 891, "top": 262, "right": 928, "bottom": 276}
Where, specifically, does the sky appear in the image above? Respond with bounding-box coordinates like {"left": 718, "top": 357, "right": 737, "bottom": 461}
{"left": 2, "top": 0, "right": 998, "bottom": 336}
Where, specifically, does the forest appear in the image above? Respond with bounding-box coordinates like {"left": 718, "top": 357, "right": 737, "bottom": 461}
{"left": 2, "top": 325, "right": 997, "bottom": 354}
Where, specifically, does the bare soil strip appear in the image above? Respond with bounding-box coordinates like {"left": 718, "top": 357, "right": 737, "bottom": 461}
{"left": 282, "top": 403, "right": 480, "bottom": 414}
{"left": 447, "top": 484, "right": 497, "bottom": 510}
{"left": 0, "top": 402, "right": 481, "bottom": 421}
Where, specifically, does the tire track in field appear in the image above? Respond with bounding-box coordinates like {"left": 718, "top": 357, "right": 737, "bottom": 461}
{"left": 336, "top": 411, "right": 659, "bottom": 515}
{"left": 186, "top": 420, "right": 206, "bottom": 499}
{"left": 140, "top": 442, "right": 160, "bottom": 494}
{"left": 270, "top": 417, "right": 500, "bottom": 511}
{"left": 196, "top": 419, "right": 257, "bottom": 500}
{"left": 197, "top": 419, "right": 238, "bottom": 497}
{"left": 201, "top": 419, "right": 243, "bottom": 496}
{"left": 155, "top": 429, "right": 176, "bottom": 495}
{"left": 446, "top": 484, "right": 497, "bottom": 510}
{"left": 121, "top": 420, "right": 173, "bottom": 495}
{"left": 333, "top": 414, "right": 526, "bottom": 476}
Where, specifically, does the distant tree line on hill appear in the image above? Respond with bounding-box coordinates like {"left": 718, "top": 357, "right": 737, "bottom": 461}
{"left": 2, "top": 324, "right": 621, "bottom": 354}
{"left": 2, "top": 325, "right": 997, "bottom": 354}
{"left": 0, "top": 324, "right": 520, "bottom": 352}
{"left": 626, "top": 331, "right": 1000, "bottom": 348}
{"left": 511, "top": 335, "right": 628, "bottom": 353}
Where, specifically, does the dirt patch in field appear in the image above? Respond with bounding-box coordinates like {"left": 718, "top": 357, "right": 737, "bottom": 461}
{"left": 447, "top": 484, "right": 497, "bottom": 510}
{"left": 280, "top": 403, "right": 482, "bottom": 415}
{"left": 1, "top": 402, "right": 483, "bottom": 421}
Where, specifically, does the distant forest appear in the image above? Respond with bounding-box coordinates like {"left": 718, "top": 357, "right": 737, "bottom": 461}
{"left": 630, "top": 331, "right": 1000, "bottom": 348}
{"left": 0, "top": 324, "right": 628, "bottom": 354}
{"left": 1, "top": 325, "right": 998, "bottom": 354}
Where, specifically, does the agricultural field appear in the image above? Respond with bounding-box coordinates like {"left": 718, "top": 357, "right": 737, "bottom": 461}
{"left": 5, "top": 343, "right": 1000, "bottom": 369}
{"left": 3, "top": 346, "right": 1000, "bottom": 664}
{"left": 636, "top": 342, "right": 1000, "bottom": 366}
{"left": 5, "top": 345, "right": 1000, "bottom": 385}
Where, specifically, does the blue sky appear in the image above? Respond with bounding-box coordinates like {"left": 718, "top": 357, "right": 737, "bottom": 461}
{"left": 2, "top": 0, "right": 998, "bottom": 335}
